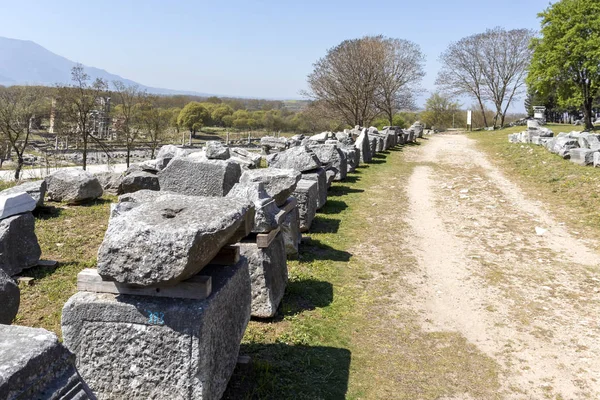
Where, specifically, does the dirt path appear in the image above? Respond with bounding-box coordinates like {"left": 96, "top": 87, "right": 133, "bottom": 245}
{"left": 404, "top": 134, "right": 600, "bottom": 399}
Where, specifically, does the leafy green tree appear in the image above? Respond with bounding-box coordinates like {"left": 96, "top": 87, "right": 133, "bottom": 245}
{"left": 222, "top": 115, "right": 234, "bottom": 127}
{"left": 211, "top": 105, "right": 233, "bottom": 126}
{"left": 169, "top": 107, "right": 181, "bottom": 133}
{"left": 177, "top": 102, "right": 209, "bottom": 135}
{"left": 528, "top": 0, "right": 600, "bottom": 129}
{"left": 420, "top": 93, "right": 462, "bottom": 131}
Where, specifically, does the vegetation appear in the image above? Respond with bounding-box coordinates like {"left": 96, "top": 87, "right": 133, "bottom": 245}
{"left": 421, "top": 92, "right": 462, "bottom": 131}
{"left": 527, "top": 0, "right": 600, "bottom": 130}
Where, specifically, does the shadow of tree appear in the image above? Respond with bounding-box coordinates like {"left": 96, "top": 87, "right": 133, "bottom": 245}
{"left": 318, "top": 200, "right": 348, "bottom": 215}
{"left": 309, "top": 216, "right": 340, "bottom": 234}
{"left": 298, "top": 237, "right": 352, "bottom": 263}
{"left": 327, "top": 185, "right": 364, "bottom": 197}
{"left": 223, "top": 344, "right": 351, "bottom": 400}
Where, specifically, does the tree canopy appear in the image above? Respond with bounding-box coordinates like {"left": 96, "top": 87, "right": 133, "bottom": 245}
{"left": 177, "top": 102, "right": 210, "bottom": 134}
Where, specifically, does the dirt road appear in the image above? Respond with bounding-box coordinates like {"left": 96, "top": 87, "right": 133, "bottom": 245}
{"left": 404, "top": 134, "right": 600, "bottom": 398}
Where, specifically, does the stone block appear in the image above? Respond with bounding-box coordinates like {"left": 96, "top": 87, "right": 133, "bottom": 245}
{"left": 62, "top": 261, "right": 250, "bottom": 400}
{"left": 205, "top": 141, "right": 230, "bottom": 160}
{"left": 280, "top": 197, "right": 300, "bottom": 259}
{"left": 236, "top": 232, "right": 287, "bottom": 318}
{"left": 45, "top": 170, "right": 103, "bottom": 204}
{"left": 97, "top": 193, "right": 253, "bottom": 286}
{"left": 301, "top": 168, "right": 327, "bottom": 210}
{"left": 0, "top": 180, "right": 46, "bottom": 208}
{"left": 158, "top": 157, "right": 242, "bottom": 197}
{"left": 226, "top": 182, "right": 280, "bottom": 233}
{"left": 309, "top": 144, "right": 347, "bottom": 181}
{"left": 0, "top": 269, "right": 19, "bottom": 324}
{"left": 293, "top": 179, "right": 318, "bottom": 232}
{"left": 266, "top": 145, "right": 321, "bottom": 172}
{"left": 0, "top": 212, "right": 41, "bottom": 276}
{"left": 368, "top": 135, "right": 377, "bottom": 155}
{"left": 355, "top": 129, "right": 371, "bottom": 163}
{"left": 95, "top": 172, "right": 123, "bottom": 196}
{"left": 230, "top": 148, "right": 261, "bottom": 168}
{"left": 569, "top": 148, "right": 598, "bottom": 166}
{"left": 0, "top": 325, "right": 95, "bottom": 399}
{"left": 239, "top": 168, "right": 301, "bottom": 207}
{"left": 0, "top": 192, "right": 36, "bottom": 220}
{"left": 121, "top": 171, "right": 160, "bottom": 194}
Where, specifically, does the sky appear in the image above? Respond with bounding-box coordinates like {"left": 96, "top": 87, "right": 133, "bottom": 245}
{"left": 0, "top": 0, "right": 554, "bottom": 108}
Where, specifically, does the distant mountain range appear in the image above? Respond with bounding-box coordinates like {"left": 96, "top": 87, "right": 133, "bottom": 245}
{"left": 0, "top": 36, "right": 214, "bottom": 97}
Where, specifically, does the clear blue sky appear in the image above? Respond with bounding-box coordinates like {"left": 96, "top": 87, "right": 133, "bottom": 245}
{"left": 0, "top": 0, "right": 553, "bottom": 106}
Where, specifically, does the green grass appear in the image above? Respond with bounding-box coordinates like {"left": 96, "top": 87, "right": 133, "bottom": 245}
{"left": 469, "top": 124, "right": 600, "bottom": 240}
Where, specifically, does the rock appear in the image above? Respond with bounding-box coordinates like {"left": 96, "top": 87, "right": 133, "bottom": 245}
{"left": 120, "top": 171, "right": 160, "bottom": 194}
{"left": 325, "top": 170, "right": 336, "bottom": 188}
{"left": 551, "top": 137, "right": 579, "bottom": 158}
{"left": 239, "top": 168, "right": 301, "bottom": 207}
{"left": 0, "top": 180, "right": 46, "bottom": 208}
{"left": 236, "top": 232, "right": 287, "bottom": 318}
{"left": 578, "top": 133, "right": 600, "bottom": 150}
{"left": 95, "top": 172, "right": 123, "bottom": 196}
{"left": 368, "top": 135, "right": 378, "bottom": 155}
{"left": 309, "top": 144, "right": 348, "bottom": 181}
{"left": 158, "top": 157, "right": 242, "bottom": 197}
{"left": 155, "top": 145, "right": 191, "bottom": 169}
{"left": 45, "top": 169, "right": 103, "bottom": 204}
{"left": 308, "top": 132, "right": 332, "bottom": 142}
{"left": 0, "top": 269, "right": 19, "bottom": 324}
{"left": 594, "top": 152, "right": 600, "bottom": 168}
{"left": 0, "top": 193, "right": 36, "bottom": 220}
{"left": 0, "top": 212, "right": 41, "bottom": 276}
{"left": 280, "top": 197, "right": 300, "bottom": 259}
{"left": 227, "top": 182, "right": 280, "bottom": 233}
{"left": 293, "top": 179, "right": 318, "bottom": 232}
{"left": 535, "top": 227, "right": 547, "bottom": 236}
{"left": 569, "top": 149, "right": 598, "bottom": 166}
{"left": 62, "top": 261, "right": 250, "bottom": 400}
{"left": 205, "top": 141, "right": 230, "bottom": 160}
{"left": 341, "top": 145, "right": 359, "bottom": 173}
{"left": 0, "top": 325, "right": 95, "bottom": 399}
{"left": 97, "top": 193, "right": 253, "bottom": 286}
{"left": 301, "top": 168, "right": 327, "bottom": 209}
{"left": 266, "top": 146, "right": 321, "bottom": 172}
{"left": 260, "top": 137, "right": 288, "bottom": 154}
{"left": 230, "top": 148, "right": 262, "bottom": 168}
{"left": 355, "top": 129, "right": 371, "bottom": 163}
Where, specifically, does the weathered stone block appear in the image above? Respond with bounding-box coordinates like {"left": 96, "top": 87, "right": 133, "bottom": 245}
{"left": 569, "top": 148, "right": 598, "bottom": 166}
{"left": 120, "top": 171, "right": 160, "bottom": 194}
{"left": 205, "top": 141, "right": 230, "bottom": 160}
{"left": 309, "top": 144, "right": 347, "bottom": 181}
{"left": 293, "top": 179, "right": 318, "bottom": 232}
{"left": 97, "top": 193, "right": 253, "bottom": 286}
{"left": 158, "top": 157, "right": 242, "bottom": 197}
{"left": 227, "top": 182, "right": 280, "bottom": 233}
{"left": 0, "top": 180, "right": 46, "bottom": 208}
{"left": 236, "top": 232, "right": 287, "bottom": 318}
{"left": 95, "top": 172, "right": 123, "bottom": 196}
{"left": 62, "top": 261, "right": 250, "bottom": 400}
{"left": 0, "top": 325, "right": 95, "bottom": 399}
{"left": 301, "top": 168, "right": 327, "bottom": 210}
{"left": 230, "top": 148, "right": 262, "bottom": 169}
{"left": 280, "top": 197, "right": 300, "bottom": 259}
{"left": 0, "top": 212, "right": 41, "bottom": 276}
{"left": 266, "top": 146, "right": 321, "bottom": 172}
{"left": 46, "top": 170, "right": 103, "bottom": 204}
{"left": 355, "top": 130, "right": 371, "bottom": 163}
{"left": 0, "top": 193, "right": 36, "bottom": 220}
{"left": 0, "top": 269, "right": 19, "bottom": 324}
{"left": 239, "top": 168, "right": 301, "bottom": 207}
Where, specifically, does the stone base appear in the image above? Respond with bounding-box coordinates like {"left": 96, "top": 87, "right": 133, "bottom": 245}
{"left": 236, "top": 232, "right": 288, "bottom": 318}
{"left": 280, "top": 197, "right": 301, "bottom": 259}
{"left": 0, "top": 325, "right": 95, "bottom": 399}
{"left": 61, "top": 260, "right": 251, "bottom": 400}
{"left": 569, "top": 148, "right": 598, "bottom": 166}
{"left": 302, "top": 168, "right": 327, "bottom": 210}
{"left": 293, "top": 180, "right": 318, "bottom": 232}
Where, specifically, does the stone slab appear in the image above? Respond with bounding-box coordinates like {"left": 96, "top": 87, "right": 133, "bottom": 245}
{"left": 293, "top": 179, "right": 318, "bottom": 232}
{"left": 0, "top": 212, "right": 41, "bottom": 276}
{"left": 0, "top": 192, "right": 36, "bottom": 220}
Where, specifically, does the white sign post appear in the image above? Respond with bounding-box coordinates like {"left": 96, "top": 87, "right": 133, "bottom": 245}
{"left": 467, "top": 110, "right": 472, "bottom": 131}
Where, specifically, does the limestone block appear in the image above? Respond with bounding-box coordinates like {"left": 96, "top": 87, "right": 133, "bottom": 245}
{"left": 95, "top": 172, "right": 123, "bottom": 196}
{"left": 120, "top": 171, "right": 160, "bottom": 194}
{"left": 236, "top": 232, "right": 287, "bottom": 318}
{"left": 301, "top": 168, "right": 327, "bottom": 210}
{"left": 45, "top": 170, "right": 103, "bottom": 204}
{"left": 62, "top": 261, "right": 250, "bottom": 400}
{"left": 97, "top": 193, "right": 253, "bottom": 286}
{"left": 0, "top": 269, "right": 19, "bottom": 324}
{"left": 355, "top": 129, "right": 371, "bottom": 163}
{"left": 0, "top": 325, "right": 95, "bottom": 399}
{"left": 158, "top": 157, "right": 241, "bottom": 197}
{"left": 266, "top": 145, "right": 321, "bottom": 172}
{"left": 0, "top": 180, "right": 46, "bottom": 208}
{"left": 0, "top": 212, "right": 41, "bottom": 276}
{"left": 226, "top": 182, "right": 280, "bottom": 233}
{"left": 239, "top": 168, "right": 301, "bottom": 207}
{"left": 293, "top": 179, "right": 318, "bottom": 232}
{"left": 309, "top": 144, "right": 347, "bottom": 181}
{"left": 0, "top": 193, "right": 36, "bottom": 220}
{"left": 205, "top": 141, "right": 230, "bottom": 160}
{"left": 569, "top": 148, "right": 598, "bottom": 166}
{"left": 280, "top": 197, "right": 300, "bottom": 258}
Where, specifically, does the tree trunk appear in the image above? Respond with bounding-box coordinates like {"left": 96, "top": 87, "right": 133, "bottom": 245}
{"left": 14, "top": 156, "right": 23, "bottom": 181}
{"left": 82, "top": 133, "right": 88, "bottom": 170}
{"left": 126, "top": 147, "right": 131, "bottom": 168}
{"left": 477, "top": 100, "right": 488, "bottom": 128}
{"left": 584, "top": 97, "right": 594, "bottom": 130}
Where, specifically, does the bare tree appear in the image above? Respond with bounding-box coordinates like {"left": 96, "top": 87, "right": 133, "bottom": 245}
{"left": 478, "top": 27, "right": 535, "bottom": 127}
{"left": 113, "top": 81, "right": 145, "bottom": 167}
{"left": 0, "top": 86, "right": 44, "bottom": 180}
{"left": 436, "top": 34, "right": 489, "bottom": 127}
{"left": 306, "top": 36, "right": 387, "bottom": 127}
{"left": 376, "top": 38, "right": 425, "bottom": 125}
{"left": 56, "top": 64, "right": 108, "bottom": 170}
{"left": 139, "top": 95, "right": 171, "bottom": 158}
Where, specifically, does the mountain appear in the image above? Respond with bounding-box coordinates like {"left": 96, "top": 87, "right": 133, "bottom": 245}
{"left": 0, "top": 36, "right": 213, "bottom": 96}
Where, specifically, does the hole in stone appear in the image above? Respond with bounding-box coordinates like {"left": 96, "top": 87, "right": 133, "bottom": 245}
{"left": 161, "top": 208, "right": 185, "bottom": 219}
{"left": 155, "top": 288, "right": 160, "bottom": 293}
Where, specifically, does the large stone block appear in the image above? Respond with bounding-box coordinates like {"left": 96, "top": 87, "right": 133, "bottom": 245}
{"left": 368, "top": 135, "right": 378, "bottom": 155}
{"left": 62, "top": 261, "right": 250, "bottom": 400}
{"left": 46, "top": 170, "right": 103, "bottom": 204}
{"left": 0, "top": 269, "right": 19, "bottom": 324}
{"left": 0, "top": 180, "right": 46, "bottom": 208}
{"left": 158, "top": 157, "right": 242, "bottom": 197}
{"left": 97, "top": 193, "right": 253, "bottom": 286}
{"left": 293, "top": 179, "right": 318, "bottom": 232}
{"left": 95, "top": 172, "right": 123, "bottom": 196}
{"left": 236, "top": 232, "right": 287, "bottom": 318}
{"left": 0, "top": 193, "right": 36, "bottom": 220}
{"left": 205, "top": 141, "right": 230, "bottom": 160}
{"left": 0, "top": 325, "right": 95, "bottom": 399}
{"left": 280, "top": 198, "right": 300, "bottom": 259}
{"left": 569, "top": 149, "right": 598, "bottom": 166}
{"left": 230, "top": 148, "right": 262, "bottom": 169}
{"left": 309, "top": 144, "right": 347, "bottom": 181}
{"left": 0, "top": 212, "right": 41, "bottom": 276}
{"left": 301, "top": 168, "right": 327, "bottom": 210}
{"left": 121, "top": 171, "right": 160, "bottom": 194}
{"left": 226, "top": 182, "right": 280, "bottom": 233}
{"left": 239, "top": 168, "right": 301, "bottom": 207}
{"left": 266, "top": 145, "right": 321, "bottom": 172}
{"left": 355, "top": 130, "right": 371, "bottom": 163}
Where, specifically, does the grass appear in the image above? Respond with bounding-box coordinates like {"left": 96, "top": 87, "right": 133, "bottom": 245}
{"left": 469, "top": 123, "right": 600, "bottom": 240}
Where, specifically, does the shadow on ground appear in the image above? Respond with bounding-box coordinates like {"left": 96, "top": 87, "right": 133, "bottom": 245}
{"left": 223, "top": 344, "right": 351, "bottom": 400}
{"left": 278, "top": 278, "right": 333, "bottom": 317}
{"left": 298, "top": 237, "right": 351, "bottom": 263}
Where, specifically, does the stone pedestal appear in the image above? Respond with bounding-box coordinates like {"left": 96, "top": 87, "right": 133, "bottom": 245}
{"left": 61, "top": 260, "right": 251, "bottom": 400}
{"left": 236, "top": 232, "right": 287, "bottom": 318}
{"left": 293, "top": 180, "right": 318, "bottom": 232}
{"left": 302, "top": 168, "right": 327, "bottom": 210}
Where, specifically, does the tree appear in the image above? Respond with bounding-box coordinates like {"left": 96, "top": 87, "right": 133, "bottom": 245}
{"left": 56, "top": 64, "right": 108, "bottom": 170}
{"left": 375, "top": 38, "right": 425, "bottom": 125}
{"left": 0, "top": 86, "right": 44, "bottom": 179}
{"left": 139, "top": 96, "right": 172, "bottom": 158}
{"left": 420, "top": 93, "right": 462, "bottom": 131}
{"left": 211, "top": 105, "right": 233, "bottom": 126}
{"left": 112, "top": 81, "right": 145, "bottom": 167}
{"left": 527, "top": 0, "right": 600, "bottom": 130}
{"left": 306, "top": 36, "right": 387, "bottom": 126}
{"left": 177, "top": 102, "right": 209, "bottom": 135}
